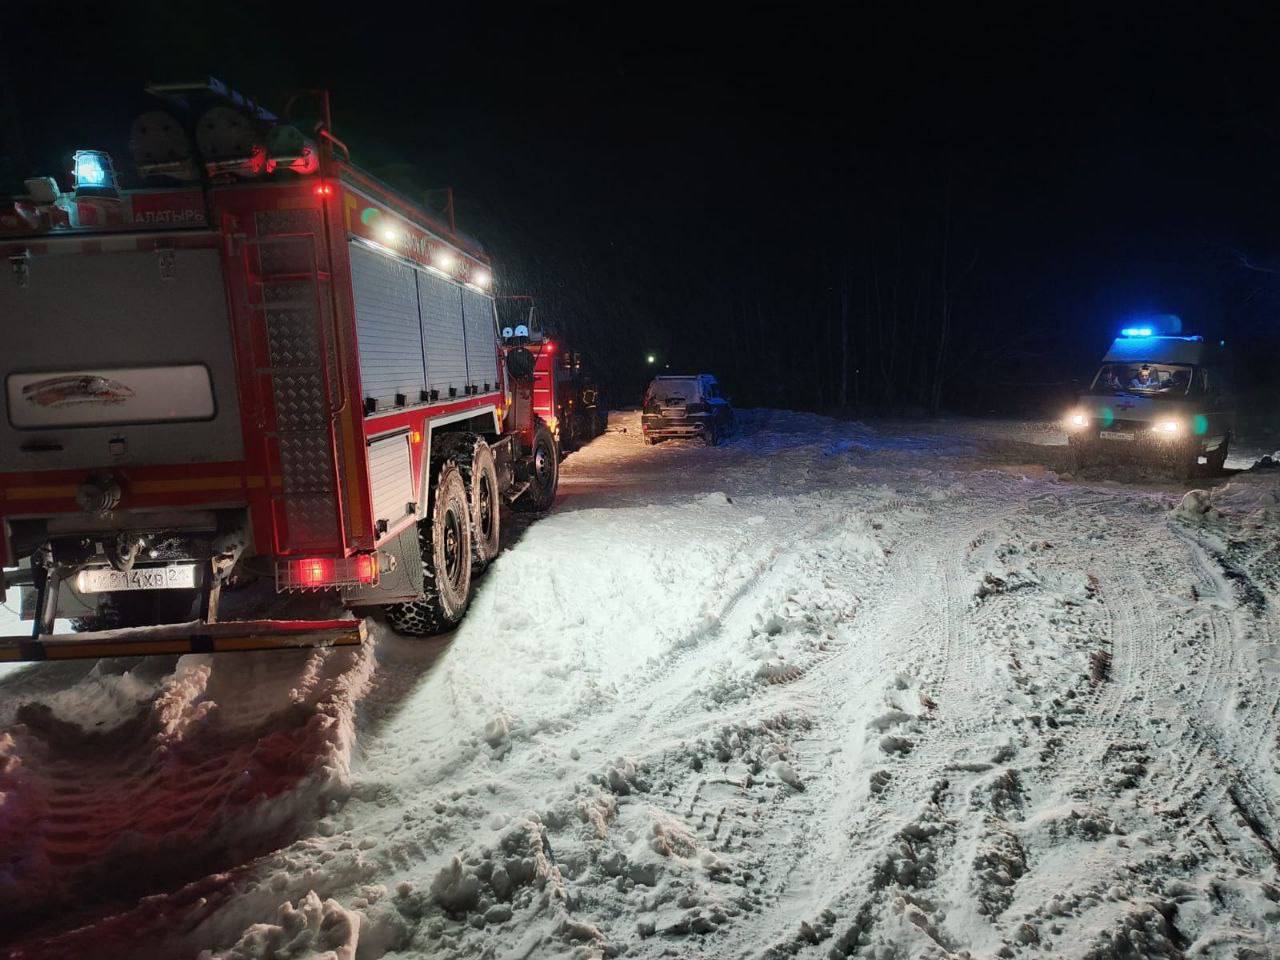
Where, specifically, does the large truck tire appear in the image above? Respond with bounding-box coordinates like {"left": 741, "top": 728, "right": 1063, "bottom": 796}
{"left": 515, "top": 419, "right": 559, "bottom": 513}
{"left": 458, "top": 437, "right": 501, "bottom": 568}
{"left": 385, "top": 461, "right": 474, "bottom": 637}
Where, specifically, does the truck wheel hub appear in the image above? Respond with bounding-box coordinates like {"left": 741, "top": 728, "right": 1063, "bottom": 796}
{"left": 479, "top": 483, "right": 493, "bottom": 536}
{"left": 443, "top": 512, "right": 462, "bottom": 585}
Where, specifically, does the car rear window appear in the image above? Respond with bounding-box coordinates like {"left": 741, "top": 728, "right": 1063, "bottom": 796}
{"left": 647, "top": 379, "right": 700, "bottom": 403}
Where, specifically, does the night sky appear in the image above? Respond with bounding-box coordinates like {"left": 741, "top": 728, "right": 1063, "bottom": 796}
{"left": 4, "top": 2, "right": 1279, "bottom": 413}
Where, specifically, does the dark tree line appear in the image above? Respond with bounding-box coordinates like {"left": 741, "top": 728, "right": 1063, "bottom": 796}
{"left": 450, "top": 151, "right": 1051, "bottom": 417}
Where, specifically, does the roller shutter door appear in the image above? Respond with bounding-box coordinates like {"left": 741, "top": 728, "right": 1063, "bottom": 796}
{"left": 367, "top": 432, "right": 416, "bottom": 541}
{"left": 418, "top": 271, "right": 469, "bottom": 396}
{"left": 462, "top": 289, "right": 498, "bottom": 389}
{"left": 349, "top": 243, "right": 426, "bottom": 409}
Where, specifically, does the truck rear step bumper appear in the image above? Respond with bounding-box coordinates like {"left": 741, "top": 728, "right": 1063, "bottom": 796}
{"left": 0, "top": 618, "right": 366, "bottom": 663}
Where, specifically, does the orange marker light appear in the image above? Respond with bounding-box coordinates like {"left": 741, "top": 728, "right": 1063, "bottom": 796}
{"left": 410, "top": 429, "right": 423, "bottom": 444}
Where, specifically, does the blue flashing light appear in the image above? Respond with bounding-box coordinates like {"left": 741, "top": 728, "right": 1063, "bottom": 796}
{"left": 1121, "top": 327, "right": 1153, "bottom": 338}
{"left": 73, "top": 151, "right": 107, "bottom": 188}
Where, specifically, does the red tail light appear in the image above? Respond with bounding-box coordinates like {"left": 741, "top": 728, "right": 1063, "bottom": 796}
{"left": 277, "top": 554, "right": 379, "bottom": 591}
{"left": 355, "top": 554, "right": 375, "bottom": 583}
{"left": 300, "top": 558, "right": 333, "bottom": 586}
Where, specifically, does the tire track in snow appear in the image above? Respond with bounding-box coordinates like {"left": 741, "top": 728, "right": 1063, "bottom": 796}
{"left": 715, "top": 481, "right": 1034, "bottom": 957}
{"left": 1163, "top": 522, "right": 1280, "bottom": 871}
{"left": 0, "top": 642, "right": 375, "bottom": 950}
{"left": 758, "top": 480, "right": 1220, "bottom": 957}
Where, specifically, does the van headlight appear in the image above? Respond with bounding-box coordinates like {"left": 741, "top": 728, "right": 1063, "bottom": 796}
{"left": 1065, "top": 411, "right": 1089, "bottom": 430}
{"left": 1152, "top": 419, "right": 1182, "bottom": 437}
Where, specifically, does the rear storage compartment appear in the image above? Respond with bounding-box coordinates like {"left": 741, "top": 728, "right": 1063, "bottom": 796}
{"left": 0, "top": 236, "right": 255, "bottom": 636}
{"left": 1, "top": 239, "right": 242, "bottom": 472}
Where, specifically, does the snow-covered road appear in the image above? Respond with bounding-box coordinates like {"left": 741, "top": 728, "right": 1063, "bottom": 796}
{"left": 2, "top": 410, "right": 1279, "bottom": 959}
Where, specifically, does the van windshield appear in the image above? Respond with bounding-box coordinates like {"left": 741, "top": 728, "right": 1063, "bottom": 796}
{"left": 1091, "top": 363, "right": 1195, "bottom": 396}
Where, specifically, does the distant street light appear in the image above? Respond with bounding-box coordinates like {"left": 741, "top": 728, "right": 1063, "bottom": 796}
{"left": 646, "top": 354, "right": 656, "bottom": 364}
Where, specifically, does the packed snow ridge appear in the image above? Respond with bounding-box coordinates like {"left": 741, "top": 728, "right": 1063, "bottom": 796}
{"left": 2, "top": 409, "right": 1279, "bottom": 959}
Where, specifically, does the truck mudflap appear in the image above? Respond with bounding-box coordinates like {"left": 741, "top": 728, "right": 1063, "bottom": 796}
{"left": 0, "top": 618, "right": 366, "bottom": 663}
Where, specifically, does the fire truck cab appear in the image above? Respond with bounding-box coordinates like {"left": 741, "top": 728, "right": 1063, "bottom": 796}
{"left": 0, "top": 80, "right": 558, "bottom": 659}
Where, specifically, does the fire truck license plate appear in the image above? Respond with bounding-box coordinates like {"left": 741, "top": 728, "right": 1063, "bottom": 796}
{"left": 79, "top": 564, "right": 198, "bottom": 593}
{"left": 1099, "top": 430, "right": 1134, "bottom": 441}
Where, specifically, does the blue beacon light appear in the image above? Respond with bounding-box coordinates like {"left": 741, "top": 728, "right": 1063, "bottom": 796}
{"left": 1120, "top": 327, "right": 1153, "bottom": 338}
{"left": 71, "top": 149, "right": 121, "bottom": 200}
{"left": 73, "top": 151, "right": 107, "bottom": 188}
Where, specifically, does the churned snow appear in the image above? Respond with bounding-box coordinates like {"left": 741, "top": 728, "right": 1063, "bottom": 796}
{"left": 2, "top": 410, "right": 1279, "bottom": 959}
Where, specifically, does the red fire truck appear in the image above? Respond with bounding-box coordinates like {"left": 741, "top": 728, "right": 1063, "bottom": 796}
{"left": 498, "top": 298, "right": 608, "bottom": 454}
{"left": 0, "top": 81, "right": 559, "bottom": 661}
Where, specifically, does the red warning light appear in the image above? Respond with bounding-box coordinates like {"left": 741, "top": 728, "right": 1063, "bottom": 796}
{"left": 314, "top": 182, "right": 335, "bottom": 198}
{"left": 280, "top": 554, "right": 380, "bottom": 591}
{"left": 300, "top": 557, "right": 333, "bottom": 586}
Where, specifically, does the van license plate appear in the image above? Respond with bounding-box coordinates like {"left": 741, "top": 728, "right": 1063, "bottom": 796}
{"left": 78, "top": 564, "right": 198, "bottom": 593}
{"left": 1099, "top": 430, "right": 1134, "bottom": 441}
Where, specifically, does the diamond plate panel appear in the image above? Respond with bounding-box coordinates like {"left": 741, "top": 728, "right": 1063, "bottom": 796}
{"left": 284, "top": 497, "right": 342, "bottom": 547}
{"left": 254, "top": 212, "right": 323, "bottom": 275}
{"left": 259, "top": 246, "right": 341, "bottom": 548}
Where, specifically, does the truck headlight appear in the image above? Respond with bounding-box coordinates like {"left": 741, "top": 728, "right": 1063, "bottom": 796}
{"left": 1066, "top": 411, "right": 1089, "bottom": 430}
{"left": 1152, "top": 419, "right": 1182, "bottom": 437}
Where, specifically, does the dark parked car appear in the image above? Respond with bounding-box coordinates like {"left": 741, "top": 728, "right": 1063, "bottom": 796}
{"left": 641, "top": 374, "right": 734, "bottom": 445}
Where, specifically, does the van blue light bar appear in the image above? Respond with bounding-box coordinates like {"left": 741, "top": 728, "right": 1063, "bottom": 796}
{"left": 1120, "top": 327, "right": 1153, "bottom": 337}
